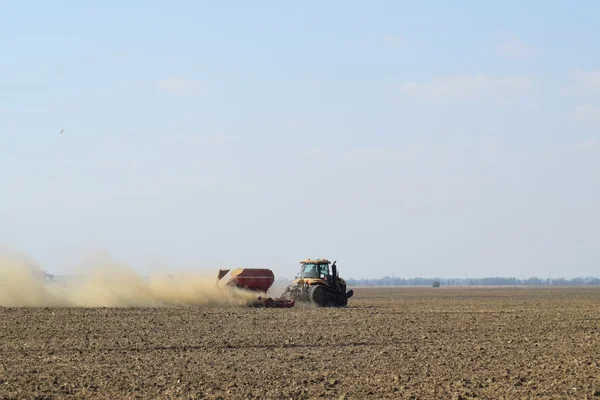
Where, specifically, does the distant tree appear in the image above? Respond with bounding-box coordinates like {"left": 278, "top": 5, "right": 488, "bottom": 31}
{"left": 585, "top": 277, "right": 600, "bottom": 285}
{"left": 525, "top": 277, "right": 542, "bottom": 286}
{"left": 570, "top": 277, "right": 585, "bottom": 285}
{"left": 432, "top": 281, "right": 440, "bottom": 288}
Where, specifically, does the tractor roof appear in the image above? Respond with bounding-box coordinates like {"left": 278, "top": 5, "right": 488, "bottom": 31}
{"left": 300, "top": 258, "right": 331, "bottom": 265}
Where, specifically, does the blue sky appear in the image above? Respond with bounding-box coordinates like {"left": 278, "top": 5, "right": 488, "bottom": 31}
{"left": 1, "top": 1, "right": 599, "bottom": 279}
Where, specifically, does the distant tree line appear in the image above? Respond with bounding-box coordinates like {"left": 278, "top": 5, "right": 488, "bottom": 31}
{"left": 345, "top": 276, "right": 600, "bottom": 287}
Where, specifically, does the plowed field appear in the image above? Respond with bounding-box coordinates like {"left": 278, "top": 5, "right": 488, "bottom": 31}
{"left": 2, "top": 287, "right": 600, "bottom": 399}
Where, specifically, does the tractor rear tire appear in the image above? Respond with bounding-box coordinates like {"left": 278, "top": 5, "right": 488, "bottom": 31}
{"left": 308, "top": 285, "right": 326, "bottom": 306}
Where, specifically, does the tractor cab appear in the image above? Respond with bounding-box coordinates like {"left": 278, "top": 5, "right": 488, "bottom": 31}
{"left": 299, "top": 259, "right": 331, "bottom": 279}
{"left": 298, "top": 259, "right": 341, "bottom": 290}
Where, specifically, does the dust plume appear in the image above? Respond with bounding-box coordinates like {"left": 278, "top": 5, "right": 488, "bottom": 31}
{"left": 0, "top": 251, "right": 258, "bottom": 307}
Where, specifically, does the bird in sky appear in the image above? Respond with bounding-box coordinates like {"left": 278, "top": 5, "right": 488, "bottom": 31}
{"left": 60, "top": 130, "right": 64, "bottom": 134}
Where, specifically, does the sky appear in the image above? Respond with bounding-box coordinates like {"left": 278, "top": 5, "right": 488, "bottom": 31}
{"left": 1, "top": 1, "right": 599, "bottom": 279}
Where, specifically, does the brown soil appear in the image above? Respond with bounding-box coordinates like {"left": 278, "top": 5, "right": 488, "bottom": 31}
{"left": 1, "top": 287, "right": 600, "bottom": 399}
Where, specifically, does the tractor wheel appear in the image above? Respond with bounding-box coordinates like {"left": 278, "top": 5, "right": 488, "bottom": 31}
{"left": 308, "top": 285, "right": 326, "bottom": 307}
{"left": 336, "top": 293, "right": 348, "bottom": 306}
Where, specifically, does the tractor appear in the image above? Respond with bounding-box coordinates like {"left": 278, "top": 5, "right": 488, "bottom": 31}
{"left": 281, "top": 259, "right": 353, "bottom": 306}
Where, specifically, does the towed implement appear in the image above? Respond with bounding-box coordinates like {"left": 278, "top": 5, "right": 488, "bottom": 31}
{"left": 217, "top": 268, "right": 295, "bottom": 308}
{"left": 281, "top": 259, "right": 353, "bottom": 307}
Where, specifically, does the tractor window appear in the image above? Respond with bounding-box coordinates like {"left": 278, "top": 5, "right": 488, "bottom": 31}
{"left": 302, "top": 264, "right": 318, "bottom": 278}
{"left": 302, "top": 263, "right": 329, "bottom": 278}
{"left": 318, "top": 264, "right": 329, "bottom": 277}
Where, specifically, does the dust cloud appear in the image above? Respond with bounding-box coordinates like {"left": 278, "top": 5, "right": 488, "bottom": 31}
{"left": 0, "top": 251, "right": 258, "bottom": 307}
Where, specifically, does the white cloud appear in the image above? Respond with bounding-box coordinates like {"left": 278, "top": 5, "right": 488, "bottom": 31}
{"left": 575, "top": 138, "right": 598, "bottom": 151}
{"left": 395, "top": 74, "right": 533, "bottom": 102}
{"left": 308, "top": 147, "right": 322, "bottom": 158}
{"left": 571, "top": 104, "right": 600, "bottom": 126}
{"left": 497, "top": 31, "right": 536, "bottom": 57}
{"left": 566, "top": 69, "right": 600, "bottom": 93}
{"left": 157, "top": 78, "right": 202, "bottom": 96}
{"left": 341, "top": 143, "right": 452, "bottom": 164}
{"left": 0, "top": 107, "right": 47, "bottom": 114}
{"left": 382, "top": 35, "right": 407, "bottom": 49}
{"left": 186, "top": 131, "right": 230, "bottom": 145}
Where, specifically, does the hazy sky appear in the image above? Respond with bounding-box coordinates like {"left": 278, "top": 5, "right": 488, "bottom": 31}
{"left": 1, "top": 1, "right": 599, "bottom": 279}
